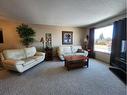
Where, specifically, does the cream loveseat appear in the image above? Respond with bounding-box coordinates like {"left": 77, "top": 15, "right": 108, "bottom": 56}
{"left": 1, "top": 47, "right": 45, "bottom": 73}
{"left": 58, "top": 45, "right": 88, "bottom": 60}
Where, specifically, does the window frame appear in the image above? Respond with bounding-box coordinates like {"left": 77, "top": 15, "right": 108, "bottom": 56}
{"left": 94, "top": 24, "right": 113, "bottom": 54}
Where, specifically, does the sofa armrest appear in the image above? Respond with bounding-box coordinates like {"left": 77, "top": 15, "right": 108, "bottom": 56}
{"left": 83, "top": 50, "right": 88, "bottom": 56}
{"left": 35, "top": 52, "right": 45, "bottom": 56}
{"left": 0, "top": 53, "right": 4, "bottom": 62}
{"left": 2, "top": 59, "right": 25, "bottom": 65}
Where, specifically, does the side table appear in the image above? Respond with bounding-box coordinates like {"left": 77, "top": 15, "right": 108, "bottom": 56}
{"left": 45, "top": 48, "right": 53, "bottom": 61}
{"left": 87, "top": 49, "right": 95, "bottom": 58}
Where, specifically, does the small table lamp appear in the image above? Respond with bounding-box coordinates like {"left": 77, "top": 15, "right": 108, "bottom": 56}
{"left": 84, "top": 38, "right": 88, "bottom": 49}
{"left": 84, "top": 35, "right": 88, "bottom": 49}
{"left": 40, "top": 37, "right": 44, "bottom": 50}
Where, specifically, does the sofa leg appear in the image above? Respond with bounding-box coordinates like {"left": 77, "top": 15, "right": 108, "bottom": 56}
{"left": 17, "top": 73, "right": 23, "bottom": 76}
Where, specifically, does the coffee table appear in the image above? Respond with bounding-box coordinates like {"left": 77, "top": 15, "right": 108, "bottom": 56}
{"left": 64, "top": 55, "right": 89, "bottom": 70}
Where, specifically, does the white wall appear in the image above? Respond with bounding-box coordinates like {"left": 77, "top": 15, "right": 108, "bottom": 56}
{"left": 95, "top": 51, "right": 110, "bottom": 63}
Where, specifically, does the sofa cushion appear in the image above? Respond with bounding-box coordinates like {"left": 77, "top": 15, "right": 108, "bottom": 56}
{"left": 24, "top": 47, "right": 37, "bottom": 58}
{"left": 63, "top": 53, "right": 74, "bottom": 57}
{"left": 77, "top": 49, "right": 84, "bottom": 53}
{"left": 59, "top": 46, "right": 72, "bottom": 54}
{"left": 75, "top": 53, "right": 87, "bottom": 56}
{"left": 3, "top": 60, "right": 25, "bottom": 65}
{"left": 72, "top": 46, "right": 82, "bottom": 53}
{"left": 31, "top": 56, "right": 43, "bottom": 60}
{"left": 35, "top": 52, "right": 45, "bottom": 56}
{"left": 3, "top": 49, "right": 26, "bottom": 60}
{"left": 22, "top": 58, "right": 35, "bottom": 66}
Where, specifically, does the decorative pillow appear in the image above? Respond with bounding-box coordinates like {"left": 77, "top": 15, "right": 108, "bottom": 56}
{"left": 77, "top": 49, "right": 84, "bottom": 53}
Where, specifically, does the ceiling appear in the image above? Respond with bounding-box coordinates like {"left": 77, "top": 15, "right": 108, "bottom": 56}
{"left": 0, "top": 0, "right": 126, "bottom": 27}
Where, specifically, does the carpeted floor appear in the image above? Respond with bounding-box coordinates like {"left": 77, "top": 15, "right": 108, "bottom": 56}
{"left": 0, "top": 59, "right": 126, "bottom": 95}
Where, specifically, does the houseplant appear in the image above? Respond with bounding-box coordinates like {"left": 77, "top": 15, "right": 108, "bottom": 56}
{"left": 16, "top": 24, "right": 36, "bottom": 47}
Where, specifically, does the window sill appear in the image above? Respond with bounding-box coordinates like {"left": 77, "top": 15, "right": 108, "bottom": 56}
{"left": 94, "top": 50, "right": 111, "bottom": 55}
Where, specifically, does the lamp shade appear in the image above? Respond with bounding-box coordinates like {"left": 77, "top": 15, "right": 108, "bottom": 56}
{"left": 84, "top": 38, "right": 87, "bottom": 43}
{"left": 40, "top": 37, "right": 44, "bottom": 43}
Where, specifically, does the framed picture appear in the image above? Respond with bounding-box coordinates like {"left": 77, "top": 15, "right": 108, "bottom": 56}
{"left": 45, "top": 33, "right": 52, "bottom": 48}
{"left": 62, "top": 31, "right": 73, "bottom": 44}
{"left": 0, "top": 28, "right": 3, "bottom": 43}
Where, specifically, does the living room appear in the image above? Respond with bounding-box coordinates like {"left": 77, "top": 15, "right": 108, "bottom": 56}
{"left": 0, "top": 0, "right": 126, "bottom": 95}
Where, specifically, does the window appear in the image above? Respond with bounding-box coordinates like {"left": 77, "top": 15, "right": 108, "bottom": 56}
{"left": 94, "top": 25, "right": 113, "bottom": 53}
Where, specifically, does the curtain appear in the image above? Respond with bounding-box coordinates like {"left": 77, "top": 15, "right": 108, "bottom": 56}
{"left": 110, "top": 18, "right": 126, "bottom": 65}
{"left": 88, "top": 28, "right": 95, "bottom": 51}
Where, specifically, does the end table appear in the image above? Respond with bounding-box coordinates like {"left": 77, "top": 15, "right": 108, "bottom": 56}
{"left": 45, "top": 48, "right": 53, "bottom": 61}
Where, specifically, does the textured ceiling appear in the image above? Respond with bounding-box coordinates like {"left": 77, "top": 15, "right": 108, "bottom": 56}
{"left": 0, "top": 0, "right": 126, "bottom": 27}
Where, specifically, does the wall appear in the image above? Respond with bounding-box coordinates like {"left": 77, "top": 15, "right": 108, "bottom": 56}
{"left": 30, "top": 24, "right": 86, "bottom": 56}
{"left": 0, "top": 19, "right": 22, "bottom": 51}
{"left": 0, "top": 19, "right": 87, "bottom": 57}
{"left": 86, "top": 13, "right": 126, "bottom": 63}
{"left": 95, "top": 51, "right": 110, "bottom": 63}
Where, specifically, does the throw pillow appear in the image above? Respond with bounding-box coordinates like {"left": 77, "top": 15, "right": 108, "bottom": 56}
{"left": 77, "top": 49, "right": 84, "bottom": 53}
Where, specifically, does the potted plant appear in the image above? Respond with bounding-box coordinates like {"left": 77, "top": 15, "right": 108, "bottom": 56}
{"left": 16, "top": 24, "right": 36, "bottom": 47}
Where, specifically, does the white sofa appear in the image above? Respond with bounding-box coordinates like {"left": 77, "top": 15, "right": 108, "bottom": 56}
{"left": 0, "top": 47, "right": 45, "bottom": 73}
{"left": 58, "top": 45, "right": 88, "bottom": 60}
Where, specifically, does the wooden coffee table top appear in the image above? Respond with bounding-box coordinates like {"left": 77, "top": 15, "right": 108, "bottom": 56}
{"left": 64, "top": 55, "right": 88, "bottom": 61}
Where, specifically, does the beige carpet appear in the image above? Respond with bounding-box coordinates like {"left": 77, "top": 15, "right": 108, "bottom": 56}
{"left": 0, "top": 59, "right": 126, "bottom": 95}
